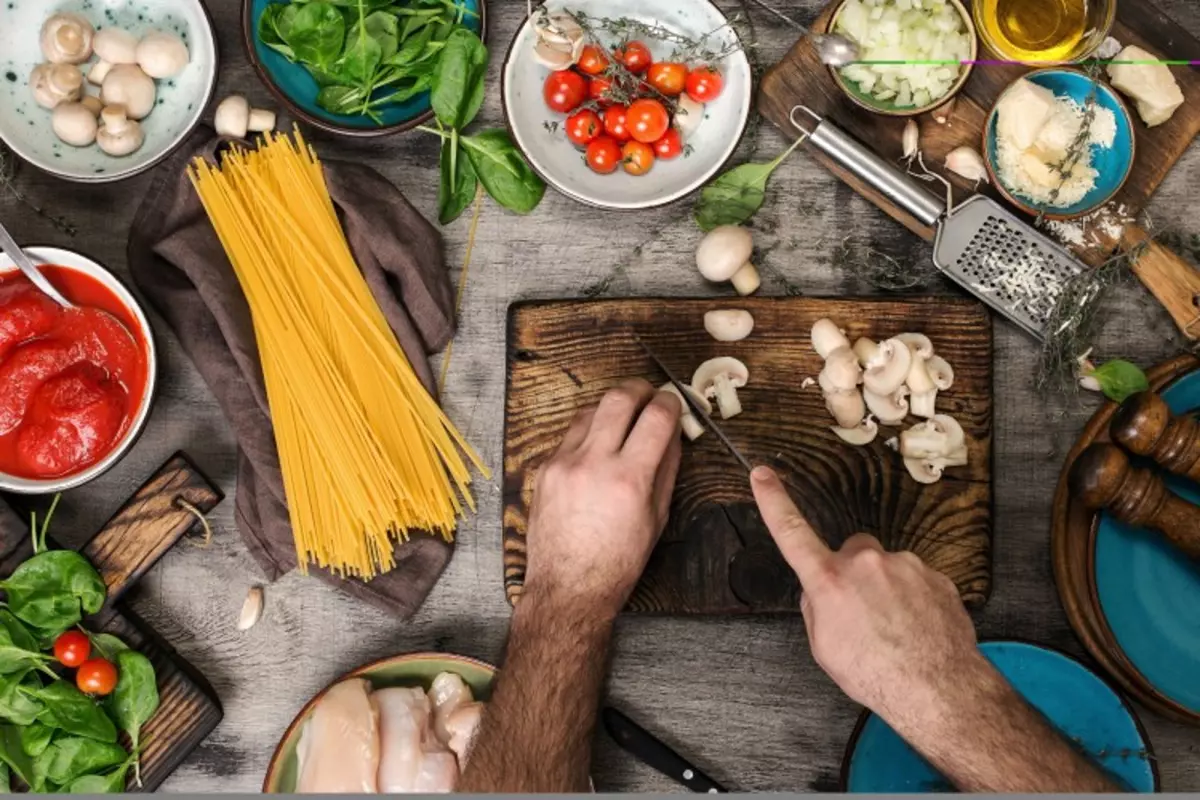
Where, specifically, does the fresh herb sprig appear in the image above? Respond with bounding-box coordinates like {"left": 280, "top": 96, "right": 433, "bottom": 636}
{"left": 570, "top": 9, "right": 743, "bottom": 64}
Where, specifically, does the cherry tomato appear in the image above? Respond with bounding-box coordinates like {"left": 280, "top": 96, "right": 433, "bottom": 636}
{"left": 614, "top": 41, "right": 652, "bottom": 73}
{"left": 543, "top": 70, "right": 587, "bottom": 114}
{"left": 588, "top": 76, "right": 614, "bottom": 105}
{"left": 622, "top": 140, "right": 656, "bottom": 176}
{"left": 585, "top": 136, "right": 622, "bottom": 174}
{"left": 626, "top": 98, "right": 670, "bottom": 144}
{"left": 602, "top": 105, "right": 632, "bottom": 142}
{"left": 685, "top": 67, "right": 724, "bottom": 103}
{"left": 76, "top": 657, "right": 118, "bottom": 696}
{"left": 54, "top": 631, "right": 91, "bottom": 668}
{"left": 646, "top": 62, "right": 688, "bottom": 96}
{"left": 577, "top": 44, "right": 610, "bottom": 76}
{"left": 653, "top": 128, "right": 684, "bottom": 159}
{"left": 565, "top": 109, "right": 601, "bottom": 146}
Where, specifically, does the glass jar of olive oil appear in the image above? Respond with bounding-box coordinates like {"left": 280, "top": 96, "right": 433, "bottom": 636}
{"left": 974, "top": 0, "right": 1117, "bottom": 63}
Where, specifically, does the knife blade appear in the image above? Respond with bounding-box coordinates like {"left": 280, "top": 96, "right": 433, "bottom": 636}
{"left": 602, "top": 706, "right": 728, "bottom": 793}
{"left": 633, "top": 335, "right": 753, "bottom": 473}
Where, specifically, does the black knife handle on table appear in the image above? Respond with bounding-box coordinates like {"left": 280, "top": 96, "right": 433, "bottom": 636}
{"left": 602, "top": 706, "right": 727, "bottom": 793}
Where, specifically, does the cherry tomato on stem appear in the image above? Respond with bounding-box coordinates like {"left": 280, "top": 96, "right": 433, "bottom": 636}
{"left": 647, "top": 62, "right": 688, "bottom": 96}
{"left": 622, "top": 140, "right": 656, "bottom": 176}
{"left": 76, "top": 657, "right": 118, "bottom": 696}
{"left": 626, "top": 98, "right": 670, "bottom": 144}
{"left": 614, "top": 41, "right": 652, "bottom": 73}
{"left": 686, "top": 67, "right": 724, "bottom": 103}
{"left": 653, "top": 128, "right": 684, "bottom": 159}
{"left": 54, "top": 630, "right": 90, "bottom": 668}
{"left": 588, "top": 77, "right": 614, "bottom": 105}
{"left": 577, "top": 44, "right": 610, "bottom": 76}
{"left": 565, "top": 109, "right": 602, "bottom": 146}
{"left": 585, "top": 136, "right": 623, "bottom": 174}
{"left": 602, "top": 106, "right": 631, "bottom": 142}
{"left": 543, "top": 70, "right": 588, "bottom": 113}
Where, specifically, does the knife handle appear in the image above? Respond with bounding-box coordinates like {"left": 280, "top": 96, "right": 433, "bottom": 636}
{"left": 602, "top": 707, "right": 725, "bottom": 793}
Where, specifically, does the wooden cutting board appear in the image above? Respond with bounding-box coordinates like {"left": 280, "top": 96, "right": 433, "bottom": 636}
{"left": 503, "top": 297, "right": 993, "bottom": 614}
{"left": 757, "top": 0, "right": 1200, "bottom": 337}
{"left": 0, "top": 453, "right": 223, "bottom": 792}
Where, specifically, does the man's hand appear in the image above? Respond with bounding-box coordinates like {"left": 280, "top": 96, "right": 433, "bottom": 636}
{"left": 523, "top": 379, "right": 682, "bottom": 619}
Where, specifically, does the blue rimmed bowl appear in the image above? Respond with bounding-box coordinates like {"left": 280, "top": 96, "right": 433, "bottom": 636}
{"left": 242, "top": 0, "right": 486, "bottom": 137}
{"left": 984, "top": 68, "right": 1135, "bottom": 220}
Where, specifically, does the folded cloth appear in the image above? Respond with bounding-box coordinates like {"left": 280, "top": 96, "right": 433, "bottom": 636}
{"left": 128, "top": 126, "right": 456, "bottom": 617}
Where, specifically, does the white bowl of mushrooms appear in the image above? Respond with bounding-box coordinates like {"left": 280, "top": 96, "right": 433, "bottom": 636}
{"left": 0, "top": 0, "right": 217, "bottom": 183}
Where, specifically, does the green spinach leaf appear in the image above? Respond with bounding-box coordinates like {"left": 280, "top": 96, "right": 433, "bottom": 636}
{"left": 286, "top": 2, "right": 346, "bottom": 68}
{"left": 0, "top": 550, "right": 106, "bottom": 637}
{"left": 86, "top": 633, "right": 128, "bottom": 663}
{"left": 338, "top": 30, "right": 383, "bottom": 87}
{"left": 0, "top": 618, "right": 51, "bottom": 676}
{"left": 20, "top": 721, "right": 53, "bottom": 757}
{"left": 1086, "top": 359, "right": 1150, "bottom": 403}
{"left": 317, "top": 85, "right": 370, "bottom": 114}
{"left": 29, "top": 683, "right": 117, "bottom": 743}
{"left": 108, "top": 650, "right": 158, "bottom": 785}
{"left": 693, "top": 137, "right": 805, "bottom": 231}
{"left": 0, "top": 725, "right": 33, "bottom": 789}
{"left": 431, "top": 28, "right": 488, "bottom": 129}
{"left": 257, "top": 5, "right": 297, "bottom": 60}
{"left": 462, "top": 129, "right": 545, "bottom": 215}
{"left": 35, "top": 736, "right": 128, "bottom": 787}
{"left": 438, "top": 133, "right": 478, "bottom": 224}
{"left": 63, "top": 760, "right": 131, "bottom": 794}
{"left": 0, "top": 670, "right": 43, "bottom": 726}
{"left": 0, "top": 761, "right": 9, "bottom": 793}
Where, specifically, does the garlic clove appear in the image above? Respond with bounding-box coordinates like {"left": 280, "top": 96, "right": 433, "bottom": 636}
{"left": 944, "top": 146, "right": 989, "bottom": 184}
{"left": 238, "top": 585, "right": 264, "bottom": 630}
{"left": 902, "top": 119, "right": 919, "bottom": 162}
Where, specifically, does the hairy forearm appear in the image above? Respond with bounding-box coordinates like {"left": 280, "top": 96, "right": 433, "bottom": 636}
{"left": 884, "top": 652, "right": 1121, "bottom": 793}
{"left": 459, "top": 587, "right": 614, "bottom": 792}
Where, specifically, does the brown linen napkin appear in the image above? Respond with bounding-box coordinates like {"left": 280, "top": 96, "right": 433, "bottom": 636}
{"left": 128, "top": 126, "right": 457, "bottom": 618}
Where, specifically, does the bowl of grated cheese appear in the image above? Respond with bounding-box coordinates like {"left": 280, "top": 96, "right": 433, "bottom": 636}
{"left": 983, "top": 68, "right": 1134, "bottom": 220}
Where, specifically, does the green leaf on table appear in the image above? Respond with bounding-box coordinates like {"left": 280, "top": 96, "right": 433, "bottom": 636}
{"left": 1086, "top": 359, "right": 1150, "bottom": 403}
{"left": 29, "top": 683, "right": 117, "bottom": 743}
{"left": 0, "top": 725, "right": 34, "bottom": 789}
{"left": 438, "top": 133, "right": 478, "bottom": 224}
{"left": 0, "top": 670, "right": 44, "bottom": 726}
{"left": 462, "top": 129, "right": 545, "bottom": 215}
{"left": 286, "top": 2, "right": 346, "bottom": 68}
{"left": 34, "top": 736, "right": 128, "bottom": 788}
{"left": 107, "top": 650, "right": 158, "bottom": 785}
{"left": 431, "top": 27, "right": 488, "bottom": 129}
{"left": 693, "top": 136, "right": 806, "bottom": 231}
{"left": 0, "top": 550, "right": 106, "bottom": 639}
{"left": 20, "top": 721, "right": 53, "bottom": 757}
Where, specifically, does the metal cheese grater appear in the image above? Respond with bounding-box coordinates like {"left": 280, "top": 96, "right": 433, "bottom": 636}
{"left": 790, "top": 106, "right": 1087, "bottom": 340}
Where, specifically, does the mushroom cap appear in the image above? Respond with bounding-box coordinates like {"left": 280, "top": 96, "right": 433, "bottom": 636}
{"left": 896, "top": 332, "right": 934, "bottom": 360}
{"left": 704, "top": 309, "right": 754, "bottom": 342}
{"left": 215, "top": 94, "right": 251, "bottom": 138}
{"left": 852, "top": 337, "right": 879, "bottom": 366}
{"left": 811, "top": 318, "right": 851, "bottom": 360}
{"left": 51, "top": 102, "right": 99, "bottom": 146}
{"left": 79, "top": 94, "right": 103, "bottom": 116}
{"left": 695, "top": 226, "right": 753, "bottom": 282}
{"left": 96, "top": 109, "right": 144, "bottom": 156}
{"left": 906, "top": 354, "right": 936, "bottom": 395}
{"left": 820, "top": 346, "right": 862, "bottom": 392}
{"left": 31, "top": 63, "right": 83, "bottom": 109}
{"left": 926, "top": 355, "right": 954, "bottom": 391}
{"left": 40, "top": 13, "right": 94, "bottom": 65}
{"left": 825, "top": 389, "right": 866, "bottom": 429}
{"left": 136, "top": 30, "right": 190, "bottom": 79}
{"left": 93, "top": 27, "right": 140, "bottom": 65}
{"left": 863, "top": 338, "right": 914, "bottom": 396}
{"left": 904, "top": 457, "right": 944, "bottom": 484}
{"left": 101, "top": 64, "right": 156, "bottom": 120}
{"left": 899, "top": 414, "right": 965, "bottom": 459}
{"left": 691, "top": 356, "right": 749, "bottom": 393}
{"left": 864, "top": 387, "right": 909, "bottom": 426}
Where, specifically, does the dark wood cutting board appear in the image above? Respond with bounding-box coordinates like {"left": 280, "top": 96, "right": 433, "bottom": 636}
{"left": 0, "top": 453, "right": 224, "bottom": 792}
{"left": 503, "top": 298, "right": 993, "bottom": 614}
{"left": 757, "top": 0, "right": 1200, "bottom": 337}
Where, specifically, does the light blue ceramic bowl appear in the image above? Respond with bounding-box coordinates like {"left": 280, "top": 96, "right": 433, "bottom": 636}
{"left": 242, "top": 0, "right": 485, "bottom": 137}
{"left": 984, "top": 68, "right": 1135, "bottom": 220}
{"left": 842, "top": 641, "right": 1158, "bottom": 793}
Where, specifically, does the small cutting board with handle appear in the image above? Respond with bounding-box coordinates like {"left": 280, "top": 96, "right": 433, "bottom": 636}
{"left": 503, "top": 297, "right": 993, "bottom": 614}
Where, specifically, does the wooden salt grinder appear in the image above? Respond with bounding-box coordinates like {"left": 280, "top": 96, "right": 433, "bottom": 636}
{"left": 1070, "top": 443, "right": 1200, "bottom": 559}
{"left": 1111, "top": 391, "right": 1200, "bottom": 483}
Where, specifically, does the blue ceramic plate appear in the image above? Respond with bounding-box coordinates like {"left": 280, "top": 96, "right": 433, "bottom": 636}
{"left": 1095, "top": 369, "right": 1200, "bottom": 713}
{"left": 242, "top": 0, "right": 485, "bottom": 137}
{"left": 843, "top": 641, "right": 1157, "bottom": 793}
{"left": 984, "top": 68, "right": 1135, "bottom": 220}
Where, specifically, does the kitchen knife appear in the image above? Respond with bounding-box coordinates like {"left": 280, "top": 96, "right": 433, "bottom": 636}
{"left": 632, "top": 335, "right": 753, "bottom": 473}
{"left": 602, "top": 706, "right": 728, "bottom": 793}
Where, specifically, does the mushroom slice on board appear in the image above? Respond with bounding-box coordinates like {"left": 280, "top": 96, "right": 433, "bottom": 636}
{"left": 863, "top": 338, "right": 913, "bottom": 396}
{"left": 704, "top": 309, "right": 754, "bottom": 342}
{"left": 899, "top": 414, "right": 965, "bottom": 459}
{"left": 820, "top": 346, "right": 862, "bottom": 392}
{"left": 659, "top": 382, "right": 711, "bottom": 441}
{"left": 692, "top": 357, "right": 749, "bottom": 420}
{"left": 825, "top": 389, "right": 866, "bottom": 430}
{"left": 864, "top": 386, "right": 909, "bottom": 426}
{"left": 832, "top": 415, "right": 878, "bottom": 446}
{"left": 853, "top": 337, "right": 879, "bottom": 366}
{"left": 812, "top": 318, "right": 851, "bottom": 359}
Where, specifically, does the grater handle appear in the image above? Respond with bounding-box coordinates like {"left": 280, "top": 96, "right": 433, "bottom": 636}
{"left": 797, "top": 110, "right": 945, "bottom": 228}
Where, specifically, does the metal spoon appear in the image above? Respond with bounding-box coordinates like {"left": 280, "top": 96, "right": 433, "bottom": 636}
{"left": 0, "top": 221, "right": 73, "bottom": 308}
{"left": 743, "top": 0, "right": 861, "bottom": 66}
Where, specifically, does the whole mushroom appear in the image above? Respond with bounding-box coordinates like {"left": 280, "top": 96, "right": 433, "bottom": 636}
{"left": 692, "top": 357, "right": 749, "bottom": 420}
{"left": 101, "top": 64, "right": 156, "bottom": 120}
{"left": 96, "top": 105, "right": 145, "bottom": 156}
{"left": 93, "top": 27, "right": 139, "bottom": 65}
{"left": 136, "top": 30, "right": 190, "bottom": 78}
{"left": 215, "top": 95, "right": 278, "bottom": 138}
{"left": 40, "top": 13, "right": 94, "bottom": 65}
{"left": 704, "top": 309, "right": 754, "bottom": 342}
{"left": 30, "top": 63, "right": 84, "bottom": 109}
{"left": 51, "top": 102, "right": 99, "bottom": 146}
{"left": 79, "top": 94, "right": 103, "bottom": 116}
{"left": 695, "top": 225, "right": 761, "bottom": 296}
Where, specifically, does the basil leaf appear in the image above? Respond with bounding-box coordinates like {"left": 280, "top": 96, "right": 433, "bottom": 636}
{"left": 462, "top": 129, "right": 545, "bottom": 215}
{"left": 1089, "top": 359, "right": 1150, "bottom": 403}
{"left": 286, "top": 2, "right": 346, "bottom": 68}
{"left": 438, "top": 133, "right": 478, "bottom": 224}
{"left": 0, "top": 725, "right": 34, "bottom": 789}
{"left": 107, "top": 649, "right": 158, "bottom": 781}
{"left": 693, "top": 137, "right": 805, "bottom": 231}
{"left": 20, "top": 721, "right": 53, "bottom": 757}
{"left": 29, "top": 683, "right": 117, "bottom": 743}
{"left": 0, "top": 670, "right": 44, "bottom": 726}
{"left": 36, "top": 736, "right": 128, "bottom": 787}
{"left": 431, "top": 28, "right": 488, "bottom": 129}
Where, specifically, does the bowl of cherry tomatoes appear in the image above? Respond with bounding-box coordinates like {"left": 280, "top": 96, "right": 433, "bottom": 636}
{"left": 501, "top": 0, "right": 751, "bottom": 210}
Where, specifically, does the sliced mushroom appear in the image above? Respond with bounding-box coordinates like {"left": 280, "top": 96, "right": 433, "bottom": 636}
{"left": 51, "top": 102, "right": 98, "bottom": 146}
{"left": 864, "top": 386, "right": 909, "bottom": 426}
{"left": 101, "top": 64, "right": 156, "bottom": 119}
{"left": 136, "top": 30, "right": 190, "bottom": 79}
{"left": 825, "top": 389, "right": 866, "bottom": 430}
{"left": 852, "top": 337, "right": 879, "bottom": 366}
{"left": 863, "top": 338, "right": 913, "bottom": 396}
{"left": 820, "top": 346, "right": 862, "bottom": 392}
{"left": 811, "top": 318, "right": 851, "bottom": 359}
{"left": 898, "top": 414, "right": 965, "bottom": 459}
{"left": 40, "top": 13, "right": 94, "bottom": 65}
{"left": 30, "top": 63, "right": 83, "bottom": 109}
{"left": 832, "top": 415, "right": 878, "bottom": 446}
{"left": 926, "top": 356, "right": 954, "bottom": 391}
{"left": 659, "top": 382, "right": 711, "bottom": 442}
{"left": 96, "top": 104, "right": 144, "bottom": 156}
{"left": 704, "top": 309, "right": 754, "bottom": 342}
{"left": 905, "top": 457, "right": 946, "bottom": 484}
{"left": 696, "top": 226, "right": 760, "bottom": 296}
{"left": 93, "top": 27, "right": 139, "bottom": 65}
{"left": 906, "top": 356, "right": 937, "bottom": 419}
{"left": 896, "top": 332, "right": 934, "bottom": 360}
{"left": 692, "top": 357, "right": 748, "bottom": 420}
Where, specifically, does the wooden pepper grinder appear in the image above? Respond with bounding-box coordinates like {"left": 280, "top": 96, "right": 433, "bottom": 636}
{"left": 1110, "top": 391, "right": 1200, "bottom": 483}
{"left": 1070, "top": 443, "right": 1200, "bottom": 560}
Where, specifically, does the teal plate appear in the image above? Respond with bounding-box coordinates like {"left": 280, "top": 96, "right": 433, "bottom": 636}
{"left": 1095, "top": 369, "right": 1200, "bottom": 713}
{"left": 242, "top": 0, "right": 485, "bottom": 137}
{"left": 842, "top": 641, "right": 1158, "bottom": 792}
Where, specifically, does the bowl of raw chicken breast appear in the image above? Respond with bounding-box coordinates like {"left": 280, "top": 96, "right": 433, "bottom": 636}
{"left": 263, "top": 652, "right": 495, "bottom": 793}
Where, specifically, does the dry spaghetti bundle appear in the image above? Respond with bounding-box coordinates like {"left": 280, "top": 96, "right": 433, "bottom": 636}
{"left": 189, "top": 130, "right": 486, "bottom": 579}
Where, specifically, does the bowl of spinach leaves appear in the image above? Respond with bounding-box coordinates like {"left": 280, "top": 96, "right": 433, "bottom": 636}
{"left": 244, "top": 0, "right": 486, "bottom": 136}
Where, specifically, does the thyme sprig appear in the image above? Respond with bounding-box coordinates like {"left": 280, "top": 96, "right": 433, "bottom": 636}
{"left": 1033, "top": 63, "right": 1102, "bottom": 228}
{"left": 571, "top": 9, "right": 744, "bottom": 64}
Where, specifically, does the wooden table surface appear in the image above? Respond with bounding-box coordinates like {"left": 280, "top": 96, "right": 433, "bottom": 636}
{"left": 5, "top": 0, "right": 1200, "bottom": 791}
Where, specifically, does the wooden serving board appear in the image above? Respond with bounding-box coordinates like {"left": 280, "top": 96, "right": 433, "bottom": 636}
{"left": 758, "top": 0, "right": 1200, "bottom": 336}
{"left": 503, "top": 298, "right": 993, "bottom": 614}
{"left": 0, "top": 453, "right": 224, "bottom": 792}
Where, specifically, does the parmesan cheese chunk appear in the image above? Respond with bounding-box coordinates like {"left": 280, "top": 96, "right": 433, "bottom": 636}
{"left": 1107, "top": 45, "right": 1184, "bottom": 127}
{"left": 996, "top": 78, "right": 1058, "bottom": 150}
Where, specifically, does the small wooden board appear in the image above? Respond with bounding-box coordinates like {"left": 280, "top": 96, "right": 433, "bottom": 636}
{"left": 503, "top": 297, "right": 993, "bottom": 614}
{"left": 0, "top": 453, "right": 224, "bottom": 792}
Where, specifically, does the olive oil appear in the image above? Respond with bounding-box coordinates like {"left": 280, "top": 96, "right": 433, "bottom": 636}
{"left": 977, "top": 0, "right": 1089, "bottom": 62}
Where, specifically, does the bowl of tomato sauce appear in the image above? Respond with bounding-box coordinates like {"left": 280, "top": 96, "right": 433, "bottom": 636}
{"left": 0, "top": 247, "right": 156, "bottom": 493}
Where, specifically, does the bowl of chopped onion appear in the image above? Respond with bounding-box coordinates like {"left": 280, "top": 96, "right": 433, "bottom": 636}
{"left": 826, "top": 0, "right": 976, "bottom": 117}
